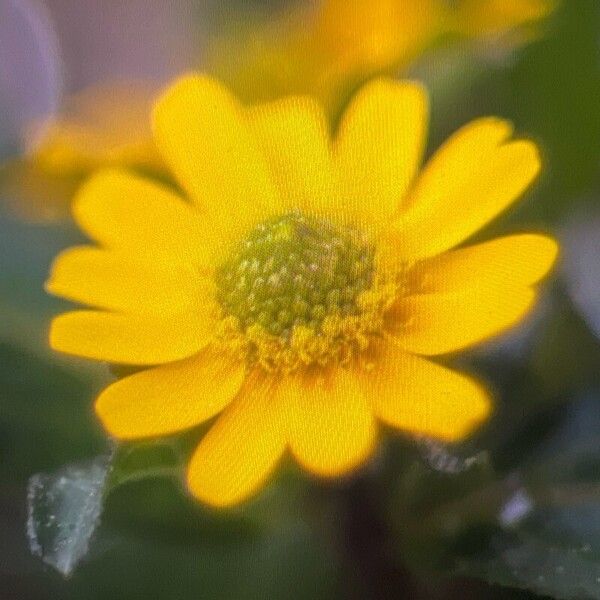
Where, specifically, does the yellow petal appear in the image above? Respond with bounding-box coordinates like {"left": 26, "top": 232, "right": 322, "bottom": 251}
{"left": 73, "top": 169, "right": 217, "bottom": 268}
{"left": 388, "top": 286, "right": 536, "bottom": 355}
{"left": 408, "top": 234, "right": 558, "bottom": 293}
{"left": 334, "top": 79, "right": 428, "bottom": 233}
{"left": 357, "top": 343, "right": 491, "bottom": 442}
{"left": 187, "top": 372, "right": 286, "bottom": 507}
{"left": 246, "top": 96, "right": 335, "bottom": 217}
{"left": 50, "top": 310, "right": 214, "bottom": 365}
{"left": 46, "top": 246, "right": 212, "bottom": 315}
{"left": 152, "top": 75, "right": 281, "bottom": 246}
{"left": 282, "top": 368, "right": 377, "bottom": 477}
{"left": 95, "top": 349, "right": 245, "bottom": 439}
{"left": 386, "top": 118, "right": 541, "bottom": 260}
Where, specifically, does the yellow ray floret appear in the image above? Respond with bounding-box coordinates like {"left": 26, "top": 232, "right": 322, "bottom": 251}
{"left": 47, "top": 75, "right": 558, "bottom": 507}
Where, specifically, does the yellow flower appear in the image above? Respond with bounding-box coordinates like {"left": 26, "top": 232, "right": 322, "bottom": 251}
{"left": 210, "top": 0, "right": 555, "bottom": 118}
{"left": 210, "top": 0, "right": 443, "bottom": 116}
{"left": 46, "top": 75, "right": 557, "bottom": 507}
{"left": 1, "top": 82, "right": 164, "bottom": 221}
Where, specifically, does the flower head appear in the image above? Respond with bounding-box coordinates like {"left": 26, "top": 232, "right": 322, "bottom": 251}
{"left": 47, "top": 75, "right": 557, "bottom": 507}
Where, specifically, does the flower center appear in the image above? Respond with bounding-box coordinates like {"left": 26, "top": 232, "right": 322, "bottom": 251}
{"left": 216, "top": 212, "right": 374, "bottom": 335}
{"left": 214, "top": 212, "right": 396, "bottom": 372}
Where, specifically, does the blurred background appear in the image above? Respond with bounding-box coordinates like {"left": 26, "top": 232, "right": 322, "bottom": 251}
{"left": 1, "top": 1, "right": 600, "bottom": 598}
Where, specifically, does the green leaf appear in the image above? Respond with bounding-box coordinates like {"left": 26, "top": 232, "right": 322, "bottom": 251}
{"left": 454, "top": 507, "right": 600, "bottom": 599}
{"left": 409, "top": 395, "right": 600, "bottom": 599}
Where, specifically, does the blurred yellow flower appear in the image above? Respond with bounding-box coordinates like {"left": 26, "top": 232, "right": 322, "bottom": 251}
{"left": 46, "top": 75, "right": 557, "bottom": 507}
{"left": 35, "top": 88, "right": 162, "bottom": 176}
{"left": 210, "top": 0, "right": 442, "bottom": 115}
{"left": 1, "top": 83, "right": 163, "bottom": 221}
{"left": 210, "top": 0, "right": 555, "bottom": 118}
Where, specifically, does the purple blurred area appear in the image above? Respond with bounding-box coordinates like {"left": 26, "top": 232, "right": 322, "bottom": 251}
{"left": 44, "top": 0, "right": 200, "bottom": 92}
{"left": 0, "top": 0, "right": 62, "bottom": 154}
{"left": 0, "top": 0, "right": 202, "bottom": 156}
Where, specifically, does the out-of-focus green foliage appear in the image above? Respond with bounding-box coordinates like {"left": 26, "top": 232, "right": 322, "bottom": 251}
{"left": 390, "top": 394, "right": 600, "bottom": 599}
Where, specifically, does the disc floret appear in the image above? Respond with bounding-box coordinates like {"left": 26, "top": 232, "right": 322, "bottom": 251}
{"left": 215, "top": 212, "right": 395, "bottom": 371}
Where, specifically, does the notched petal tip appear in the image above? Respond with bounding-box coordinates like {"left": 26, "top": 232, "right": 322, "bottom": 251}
{"left": 185, "top": 451, "right": 280, "bottom": 509}
{"left": 185, "top": 471, "right": 252, "bottom": 509}
{"left": 48, "top": 313, "right": 76, "bottom": 355}
{"left": 358, "top": 77, "right": 429, "bottom": 101}
{"left": 44, "top": 244, "right": 93, "bottom": 296}
{"left": 71, "top": 168, "right": 132, "bottom": 227}
{"left": 151, "top": 73, "right": 238, "bottom": 135}
{"left": 460, "top": 116, "right": 515, "bottom": 142}
{"left": 438, "top": 379, "right": 493, "bottom": 443}
{"left": 246, "top": 93, "right": 328, "bottom": 122}
{"left": 290, "top": 430, "right": 378, "bottom": 480}
{"left": 344, "top": 77, "right": 430, "bottom": 136}
{"left": 93, "top": 394, "right": 122, "bottom": 440}
{"left": 504, "top": 137, "right": 542, "bottom": 180}
{"left": 528, "top": 233, "right": 560, "bottom": 282}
